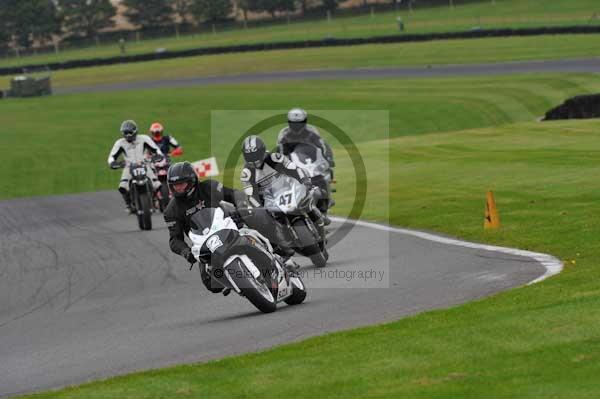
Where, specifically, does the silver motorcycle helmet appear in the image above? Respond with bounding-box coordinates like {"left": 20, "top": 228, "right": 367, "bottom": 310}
{"left": 287, "top": 108, "right": 307, "bottom": 133}
{"left": 242, "top": 135, "right": 266, "bottom": 168}
{"left": 120, "top": 120, "right": 138, "bottom": 143}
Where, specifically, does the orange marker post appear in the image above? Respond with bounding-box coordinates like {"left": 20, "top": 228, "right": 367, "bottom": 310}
{"left": 484, "top": 190, "right": 500, "bottom": 229}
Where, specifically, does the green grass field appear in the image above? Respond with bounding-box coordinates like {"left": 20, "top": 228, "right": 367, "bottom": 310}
{"left": 1, "top": 0, "right": 599, "bottom": 69}
{"left": 16, "top": 34, "right": 599, "bottom": 89}
{"left": 2, "top": 73, "right": 598, "bottom": 199}
{"left": 6, "top": 75, "right": 600, "bottom": 397}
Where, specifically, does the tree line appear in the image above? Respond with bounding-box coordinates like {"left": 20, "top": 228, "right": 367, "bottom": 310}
{"left": 0, "top": 0, "right": 356, "bottom": 51}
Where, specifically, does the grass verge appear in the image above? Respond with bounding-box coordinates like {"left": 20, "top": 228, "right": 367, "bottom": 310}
{"left": 2, "top": 73, "right": 599, "bottom": 199}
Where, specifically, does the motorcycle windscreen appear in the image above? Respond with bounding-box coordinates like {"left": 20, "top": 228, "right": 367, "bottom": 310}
{"left": 262, "top": 176, "right": 307, "bottom": 214}
{"left": 189, "top": 208, "right": 218, "bottom": 234}
{"left": 292, "top": 143, "right": 318, "bottom": 164}
{"left": 291, "top": 144, "right": 329, "bottom": 177}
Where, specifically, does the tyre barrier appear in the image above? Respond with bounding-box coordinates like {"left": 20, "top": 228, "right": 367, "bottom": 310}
{"left": 543, "top": 94, "right": 600, "bottom": 120}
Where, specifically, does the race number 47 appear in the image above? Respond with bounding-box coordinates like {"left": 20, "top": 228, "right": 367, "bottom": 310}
{"left": 279, "top": 193, "right": 292, "bottom": 206}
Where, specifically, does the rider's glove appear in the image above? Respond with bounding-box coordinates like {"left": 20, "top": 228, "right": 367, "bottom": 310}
{"left": 184, "top": 249, "right": 197, "bottom": 265}
{"left": 229, "top": 210, "right": 244, "bottom": 227}
{"left": 301, "top": 177, "right": 313, "bottom": 191}
{"left": 110, "top": 161, "right": 123, "bottom": 169}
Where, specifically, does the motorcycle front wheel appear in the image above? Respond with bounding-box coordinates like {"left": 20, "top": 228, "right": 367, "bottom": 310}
{"left": 136, "top": 190, "right": 153, "bottom": 231}
{"left": 158, "top": 182, "right": 170, "bottom": 213}
{"left": 229, "top": 259, "right": 277, "bottom": 313}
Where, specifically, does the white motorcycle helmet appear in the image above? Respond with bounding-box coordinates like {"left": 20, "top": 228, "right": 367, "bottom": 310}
{"left": 287, "top": 108, "right": 308, "bottom": 132}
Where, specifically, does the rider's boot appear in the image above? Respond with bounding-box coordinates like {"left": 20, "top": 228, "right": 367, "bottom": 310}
{"left": 274, "top": 245, "right": 295, "bottom": 259}
{"left": 309, "top": 207, "right": 324, "bottom": 226}
{"left": 119, "top": 188, "right": 134, "bottom": 214}
{"left": 275, "top": 254, "right": 299, "bottom": 273}
{"left": 284, "top": 258, "right": 300, "bottom": 272}
{"left": 319, "top": 207, "right": 331, "bottom": 226}
{"left": 308, "top": 207, "right": 326, "bottom": 237}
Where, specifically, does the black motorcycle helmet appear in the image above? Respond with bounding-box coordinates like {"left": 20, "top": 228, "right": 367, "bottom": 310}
{"left": 287, "top": 108, "right": 308, "bottom": 133}
{"left": 120, "top": 120, "right": 138, "bottom": 143}
{"left": 242, "top": 135, "right": 266, "bottom": 168}
{"left": 167, "top": 161, "right": 198, "bottom": 198}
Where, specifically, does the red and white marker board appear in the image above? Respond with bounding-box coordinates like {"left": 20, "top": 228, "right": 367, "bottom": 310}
{"left": 191, "top": 157, "right": 219, "bottom": 178}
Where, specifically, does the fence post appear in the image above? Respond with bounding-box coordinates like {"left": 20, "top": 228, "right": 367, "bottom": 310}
{"left": 175, "top": 24, "right": 180, "bottom": 39}
{"left": 370, "top": 6, "right": 375, "bottom": 18}
{"left": 53, "top": 40, "right": 59, "bottom": 54}
{"left": 212, "top": 24, "right": 217, "bottom": 35}
{"left": 136, "top": 31, "right": 140, "bottom": 43}
{"left": 327, "top": 10, "right": 331, "bottom": 24}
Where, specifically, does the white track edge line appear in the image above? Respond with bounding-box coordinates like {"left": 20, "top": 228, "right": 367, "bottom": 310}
{"left": 330, "top": 216, "right": 562, "bottom": 285}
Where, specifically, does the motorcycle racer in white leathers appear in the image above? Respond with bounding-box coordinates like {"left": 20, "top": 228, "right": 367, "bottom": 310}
{"left": 107, "top": 120, "right": 163, "bottom": 211}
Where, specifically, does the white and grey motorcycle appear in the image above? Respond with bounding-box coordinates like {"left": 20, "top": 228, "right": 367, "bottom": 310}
{"left": 288, "top": 142, "right": 335, "bottom": 214}
{"left": 245, "top": 175, "right": 329, "bottom": 268}
{"left": 189, "top": 206, "right": 307, "bottom": 313}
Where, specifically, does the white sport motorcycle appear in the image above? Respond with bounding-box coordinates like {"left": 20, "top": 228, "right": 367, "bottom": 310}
{"left": 189, "top": 206, "right": 307, "bottom": 313}
{"left": 288, "top": 142, "right": 334, "bottom": 214}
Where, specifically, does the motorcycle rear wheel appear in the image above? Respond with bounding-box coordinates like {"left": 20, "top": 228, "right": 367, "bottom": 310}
{"left": 284, "top": 278, "right": 307, "bottom": 305}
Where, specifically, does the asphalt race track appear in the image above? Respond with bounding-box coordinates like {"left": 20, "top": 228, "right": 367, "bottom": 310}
{"left": 55, "top": 58, "right": 600, "bottom": 94}
{"left": 0, "top": 191, "right": 550, "bottom": 397}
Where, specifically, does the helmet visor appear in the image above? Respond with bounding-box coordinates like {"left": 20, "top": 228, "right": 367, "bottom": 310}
{"left": 172, "top": 181, "right": 191, "bottom": 194}
{"left": 123, "top": 131, "right": 136, "bottom": 141}
{"left": 243, "top": 148, "right": 265, "bottom": 167}
{"left": 289, "top": 121, "right": 306, "bottom": 132}
{"left": 248, "top": 159, "right": 264, "bottom": 168}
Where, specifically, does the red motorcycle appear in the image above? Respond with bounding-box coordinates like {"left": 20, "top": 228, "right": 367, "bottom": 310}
{"left": 152, "top": 155, "right": 170, "bottom": 212}
{"left": 152, "top": 147, "right": 184, "bottom": 213}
